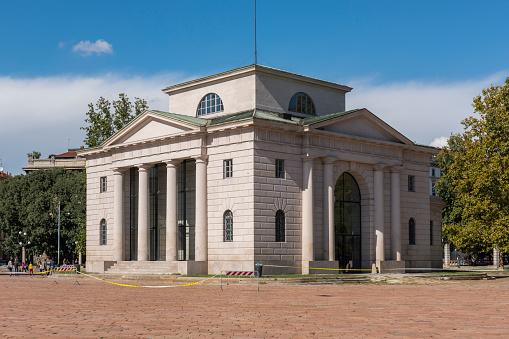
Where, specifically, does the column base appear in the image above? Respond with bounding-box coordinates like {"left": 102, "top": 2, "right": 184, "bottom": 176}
{"left": 376, "top": 260, "right": 406, "bottom": 274}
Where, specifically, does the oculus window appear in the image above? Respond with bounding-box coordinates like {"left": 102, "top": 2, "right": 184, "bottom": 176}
{"left": 197, "top": 93, "right": 224, "bottom": 116}
{"left": 288, "top": 92, "right": 316, "bottom": 115}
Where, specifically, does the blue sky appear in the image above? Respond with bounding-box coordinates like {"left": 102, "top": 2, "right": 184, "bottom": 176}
{"left": 1, "top": 0, "right": 508, "bottom": 174}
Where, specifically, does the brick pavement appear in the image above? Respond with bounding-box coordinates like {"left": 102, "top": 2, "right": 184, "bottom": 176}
{"left": 1, "top": 274, "right": 509, "bottom": 338}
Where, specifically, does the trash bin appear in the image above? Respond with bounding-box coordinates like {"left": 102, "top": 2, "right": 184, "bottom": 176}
{"left": 254, "top": 263, "right": 263, "bottom": 278}
{"left": 74, "top": 264, "right": 80, "bottom": 272}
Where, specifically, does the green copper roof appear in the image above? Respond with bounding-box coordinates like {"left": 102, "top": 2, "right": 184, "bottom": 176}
{"left": 302, "top": 109, "right": 364, "bottom": 125}
{"left": 148, "top": 110, "right": 208, "bottom": 127}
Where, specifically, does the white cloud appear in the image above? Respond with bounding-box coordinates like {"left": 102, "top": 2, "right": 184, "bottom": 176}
{"left": 345, "top": 71, "right": 508, "bottom": 147}
{"left": 73, "top": 39, "right": 113, "bottom": 56}
{"left": 0, "top": 72, "right": 190, "bottom": 174}
{"left": 430, "top": 136, "right": 449, "bottom": 148}
{"left": 58, "top": 42, "right": 65, "bottom": 49}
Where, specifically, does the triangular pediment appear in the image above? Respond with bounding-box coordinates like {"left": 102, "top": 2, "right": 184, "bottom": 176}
{"left": 308, "top": 109, "right": 412, "bottom": 145}
{"left": 103, "top": 111, "right": 202, "bottom": 147}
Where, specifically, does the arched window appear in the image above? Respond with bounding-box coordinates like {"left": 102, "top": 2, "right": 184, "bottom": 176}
{"left": 275, "top": 210, "right": 285, "bottom": 242}
{"left": 197, "top": 93, "right": 224, "bottom": 116}
{"left": 100, "top": 219, "right": 107, "bottom": 245}
{"left": 409, "top": 218, "right": 416, "bottom": 245}
{"left": 223, "top": 210, "right": 233, "bottom": 242}
{"left": 288, "top": 92, "right": 316, "bottom": 115}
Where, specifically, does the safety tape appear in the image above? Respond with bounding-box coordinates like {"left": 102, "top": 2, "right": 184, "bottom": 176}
{"left": 76, "top": 271, "right": 219, "bottom": 288}
{"left": 263, "top": 264, "right": 454, "bottom": 272}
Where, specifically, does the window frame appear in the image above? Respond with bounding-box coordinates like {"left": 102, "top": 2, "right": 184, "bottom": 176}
{"left": 409, "top": 218, "right": 416, "bottom": 245}
{"left": 197, "top": 93, "right": 224, "bottom": 116}
{"left": 408, "top": 175, "right": 415, "bottom": 192}
{"left": 100, "top": 176, "right": 107, "bottom": 193}
{"left": 288, "top": 92, "right": 316, "bottom": 115}
{"left": 223, "top": 210, "right": 233, "bottom": 242}
{"left": 275, "top": 210, "right": 285, "bottom": 242}
{"left": 275, "top": 159, "right": 285, "bottom": 179}
{"left": 430, "top": 220, "right": 433, "bottom": 246}
{"left": 224, "top": 159, "right": 233, "bottom": 178}
{"left": 100, "top": 219, "right": 107, "bottom": 245}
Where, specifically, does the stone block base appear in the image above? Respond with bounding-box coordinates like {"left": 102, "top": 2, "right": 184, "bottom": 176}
{"left": 177, "top": 261, "right": 208, "bottom": 275}
{"left": 305, "top": 261, "right": 340, "bottom": 274}
{"left": 377, "top": 260, "right": 405, "bottom": 274}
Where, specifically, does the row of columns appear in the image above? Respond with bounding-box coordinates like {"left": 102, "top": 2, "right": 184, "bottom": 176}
{"left": 112, "top": 156, "right": 208, "bottom": 262}
{"left": 301, "top": 156, "right": 402, "bottom": 267}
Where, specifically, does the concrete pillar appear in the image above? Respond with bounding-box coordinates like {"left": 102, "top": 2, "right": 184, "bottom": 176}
{"left": 444, "top": 243, "right": 450, "bottom": 268}
{"left": 165, "top": 161, "right": 178, "bottom": 261}
{"left": 113, "top": 169, "right": 124, "bottom": 262}
{"left": 302, "top": 155, "right": 315, "bottom": 273}
{"left": 390, "top": 167, "right": 401, "bottom": 261}
{"left": 374, "top": 164, "right": 385, "bottom": 264}
{"left": 322, "top": 158, "right": 335, "bottom": 262}
{"left": 137, "top": 165, "right": 150, "bottom": 262}
{"left": 195, "top": 156, "right": 208, "bottom": 262}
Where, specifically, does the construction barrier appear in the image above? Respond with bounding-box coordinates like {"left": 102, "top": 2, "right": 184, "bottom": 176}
{"left": 220, "top": 270, "right": 259, "bottom": 292}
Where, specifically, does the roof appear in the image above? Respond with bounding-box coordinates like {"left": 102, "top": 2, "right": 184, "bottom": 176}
{"left": 55, "top": 151, "right": 78, "bottom": 157}
{"left": 162, "top": 64, "right": 353, "bottom": 93}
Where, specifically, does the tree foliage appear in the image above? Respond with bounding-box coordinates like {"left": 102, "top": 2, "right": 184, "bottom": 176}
{"left": 27, "top": 151, "right": 41, "bottom": 159}
{"left": 81, "top": 93, "right": 148, "bottom": 148}
{"left": 0, "top": 169, "right": 85, "bottom": 261}
{"left": 436, "top": 77, "right": 509, "bottom": 256}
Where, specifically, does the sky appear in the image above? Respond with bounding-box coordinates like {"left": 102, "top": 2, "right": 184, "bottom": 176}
{"left": 1, "top": 0, "right": 508, "bottom": 175}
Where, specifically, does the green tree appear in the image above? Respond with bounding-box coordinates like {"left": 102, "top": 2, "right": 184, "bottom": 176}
{"left": 0, "top": 169, "right": 85, "bottom": 262}
{"left": 437, "top": 77, "right": 509, "bottom": 266}
{"left": 81, "top": 93, "right": 148, "bottom": 148}
{"left": 27, "top": 151, "right": 41, "bottom": 159}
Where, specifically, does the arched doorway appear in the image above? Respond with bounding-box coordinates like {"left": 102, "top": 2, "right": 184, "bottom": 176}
{"left": 334, "top": 172, "right": 361, "bottom": 269}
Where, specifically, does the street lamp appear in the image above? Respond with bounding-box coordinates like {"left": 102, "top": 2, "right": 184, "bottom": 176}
{"left": 18, "top": 231, "right": 31, "bottom": 264}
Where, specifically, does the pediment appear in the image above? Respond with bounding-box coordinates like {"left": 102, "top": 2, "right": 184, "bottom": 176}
{"left": 311, "top": 109, "right": 412, "bottom": 145}
{"left": 104, "top": 111, "right": 198, "bottom": 147}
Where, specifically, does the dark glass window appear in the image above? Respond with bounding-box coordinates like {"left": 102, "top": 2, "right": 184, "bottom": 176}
{"left": 275, "top": 159, "right": 285, "bottom": 178}
{"left": 408, "top": 175, "right": 415, "bottom": 192}
{"left": 275, "top": 210, "right": 285, "bottom": 242}
{"left": 288, "top": 92, "right": 316, "bottom": 115}
{"left": 197, "top": 93, "right": 224, "bottom": 116}
{"left": 224, "top": 210, "right": 233, "bottom": 242}
{"left": 409, "top": 218, "right": 416, "bottom": 245}
{"left": 100, "top": 219, "right": 107, "bottom": 245}
{"left": 430, "top": 220, "right": 433, "bottom": 246}
{"left": 100, "top": 176, "right": 107, "bottom": 193}
{"left": 224, "top": 159, "right": 233, "bottom": 178}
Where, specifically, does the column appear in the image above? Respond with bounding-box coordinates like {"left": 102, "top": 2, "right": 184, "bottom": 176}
{"left": 165, "top": 161, "right": 178, "bottom": 261}
{"left": 113, "top": 169, "right": 124, "bottom": 262}
{"left": 444, "top": 243, "right": 450, "bottom": 268}
{"left": 302, "top": 155, "right": 314, "bottom": 271}
{"left": 374, "top": 164, "right": 385, "bottom": 263}
{"left": 390, "top": 167, "right": 402, "bottom": 261}
{"left": 322, "top": 158, "right": 335, "bottom": 262}
{"left": 195, "top": 156, "right": 208, "bottom": 262}
{"left": 493, "top": 247, "right": 500, "bottom": 268}
{"left": 137, "top": 165, "right": 150, "bottom": 261}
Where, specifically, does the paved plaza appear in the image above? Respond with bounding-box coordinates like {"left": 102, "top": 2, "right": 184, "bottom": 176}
{"left": 1, "top": 274, "right": 509, "bottom": 338}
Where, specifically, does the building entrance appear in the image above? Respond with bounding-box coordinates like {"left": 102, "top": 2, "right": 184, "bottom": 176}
{"left": 334, "top": 172, "right": 361, "bottom": 270}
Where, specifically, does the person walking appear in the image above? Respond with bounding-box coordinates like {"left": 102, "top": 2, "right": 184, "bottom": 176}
{"left": 21, "top": 261, "right": 25, "bottom": 273}
{"left": 29, "top": 262, "right": 33, "bottom": 276}
{"left": 14, "top": 257, "right": 19, "bottom": 276}
{"left": 49, "top": 259, "right": 55, "bottom": 275}
{"left": 7, "top": 259, "right": 13, "bottom": 276}
{"left": 43, "top": 260, "right": 48, "bottom": 276}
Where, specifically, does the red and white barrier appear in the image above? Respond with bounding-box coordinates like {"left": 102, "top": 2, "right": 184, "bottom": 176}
{"left": 225, "top": 271, "right": 254, "bottom": 276}
{"left": 55, "top": 265, "right": 76, "bottom": 271}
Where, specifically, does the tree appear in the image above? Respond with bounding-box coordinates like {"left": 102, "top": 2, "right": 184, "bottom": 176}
{"left": 27, "top": 151, "right": 41, "bottom": 159}
{"left": 0, "top": 168, "right": 86, "bottom": 262}
{"left": 437, "top": 77, "right": 509, "bottom": 266}
{"left": 81, "top": 93, "right": 148, "bottom": 148}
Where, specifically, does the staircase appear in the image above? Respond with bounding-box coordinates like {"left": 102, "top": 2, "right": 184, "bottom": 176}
{"left": 105, "top": 261, "right": 180, "bottom": 275}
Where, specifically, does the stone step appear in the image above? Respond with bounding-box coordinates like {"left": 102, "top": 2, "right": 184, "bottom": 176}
{"left": 106, "top": 261, "right": 179, "bottom": 275}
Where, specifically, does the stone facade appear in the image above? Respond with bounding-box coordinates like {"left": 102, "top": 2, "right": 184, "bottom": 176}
{"left": 80, "top": 64, "right": 443, "bottom": 275}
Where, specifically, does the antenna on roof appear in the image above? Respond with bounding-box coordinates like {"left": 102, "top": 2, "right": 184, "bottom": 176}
{"left": 254, "top": 0, "right": 257, "bottom": 64}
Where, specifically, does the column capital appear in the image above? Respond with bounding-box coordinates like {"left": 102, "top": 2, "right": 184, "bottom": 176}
{"left": 194, "top": 155, "right": 208, "bottom": 164}
{"left": 322, "top": 156, "right": 336, "bottom": 165}
{"left": 373, "top": 163, "right": 386, "bottom": 171}
{"left": 112, "top": 167, "right": 124, "bottom": 174}
{"left": 389, "top": 165, "right": 403, "bottom": 173}
{"left": 164, "top": 159, "right": 180, "bottom": 167}
{"left": 301, "top": 154, "right": 316, "bottom": 162}
{"left": 135, "top": 164, "right": 152, "bottom": 171}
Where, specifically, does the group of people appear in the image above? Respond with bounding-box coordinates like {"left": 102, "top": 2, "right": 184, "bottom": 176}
{"left": 7, "top": 257, "right": 57, "bottom": 276}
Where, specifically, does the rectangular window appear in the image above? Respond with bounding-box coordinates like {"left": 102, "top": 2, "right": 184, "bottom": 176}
{"left": 430, "top": 220, "right": 434, "bottom": 246}
{"left": 100, "top": 176, "right": 107, "bottom": 193}
{"left": 431, "top": 180, "right": 437, "bottom": 196}
{"left": 224, "top": 159, "right": 233, "bottom": 178}
{"left": 275, "top": 159, "right": 285, "bottom": 178}
{"left": 408, "top": 175, "right": 415, "bottom": 192}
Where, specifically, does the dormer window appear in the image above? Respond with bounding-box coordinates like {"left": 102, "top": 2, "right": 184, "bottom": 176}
{"left": 197, "top": 93, "right": 224, "bottom": 116}
{"left": 288, "top": 92, "right": 316, "bottom": 115}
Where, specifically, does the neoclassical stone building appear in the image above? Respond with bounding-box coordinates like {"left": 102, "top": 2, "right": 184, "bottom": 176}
{"left": 80, "top": 64, "right": 443, "bottom": 275}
